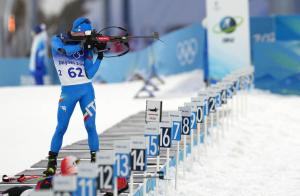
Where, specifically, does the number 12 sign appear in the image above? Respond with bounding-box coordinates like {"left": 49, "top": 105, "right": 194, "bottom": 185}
{"left": 96, "top": 150, "right": 115, "bottom": 191}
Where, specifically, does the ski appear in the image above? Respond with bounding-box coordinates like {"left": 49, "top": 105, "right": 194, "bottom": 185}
{"left": 2, "top": 174, "right": 44, "bottom": 183}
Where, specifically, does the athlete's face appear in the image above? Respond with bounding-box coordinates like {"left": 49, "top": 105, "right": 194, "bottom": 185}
{"left": 70, "top": 30, "right": 92, "bottom": 37}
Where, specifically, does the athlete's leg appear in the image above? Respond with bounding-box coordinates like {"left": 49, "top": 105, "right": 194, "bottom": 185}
{"left": 79, "top": 86, "right": 99, "bottom": 152}
{"left": 50, "top": 92, "right": 77, "bottom": 153}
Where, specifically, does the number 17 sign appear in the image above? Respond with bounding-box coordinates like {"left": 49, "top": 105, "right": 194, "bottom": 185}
{"left": 169, "top": 111, "right": 182, "bottom": 141}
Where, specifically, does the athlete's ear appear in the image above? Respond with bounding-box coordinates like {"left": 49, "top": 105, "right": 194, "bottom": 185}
{"left": 67, "top": 31, "right": 74, "bottom": 38}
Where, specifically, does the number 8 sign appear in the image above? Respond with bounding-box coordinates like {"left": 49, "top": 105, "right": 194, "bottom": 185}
{"left": 179, "top": 106, "right": 192, "bottom": 135}
{"left": 181, "top": 116, "right": 191, "bottom": 135}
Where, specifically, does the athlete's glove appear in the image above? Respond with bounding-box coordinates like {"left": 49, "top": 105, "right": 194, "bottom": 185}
{"left": 96, "top": 42, "right": 107, "bottom": 60}
{"left": 83, "top": 37, "right": 94, "bottom": 50}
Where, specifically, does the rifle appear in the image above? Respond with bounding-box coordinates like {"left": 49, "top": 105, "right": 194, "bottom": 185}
{"left": 63, "top": 26, "right": 160, "bottom": 57}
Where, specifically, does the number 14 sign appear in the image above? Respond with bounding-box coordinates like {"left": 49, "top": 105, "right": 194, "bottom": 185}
{"left": 131, "top": 137, "right": 147, "bottom": 172}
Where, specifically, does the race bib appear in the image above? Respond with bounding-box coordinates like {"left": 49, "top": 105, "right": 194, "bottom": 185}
{"left": 53, "top": 50, "right": 91, "bottom": 86}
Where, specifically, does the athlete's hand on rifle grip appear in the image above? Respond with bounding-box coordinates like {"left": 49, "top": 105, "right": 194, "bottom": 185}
{"left": 97, "top": 42, "right": 107, "bottom": 51}
{"left": 83, "top": 39, "right": 94, "bottom": 50}
{"left": 96, "top": 42, "right": 107, "bottom": 60}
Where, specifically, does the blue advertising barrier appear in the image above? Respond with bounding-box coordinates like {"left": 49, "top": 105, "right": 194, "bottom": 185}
{"left": 250, "top": 16, "right": 275, "bottom": 43}
{"left": 252, "top": 41, "right": 300, "bottom": 95}
{"left": 0, "top": 25, "right": 206, "bottom": 86}
{"left": 250, "top": 15, "right": 300, "bottom": 95}
{"left": 95, "top": 24, "right": 205, "bottom": 83}
{"left": 2, "top": 16, "right": 300, "bottom": 95}
{"left": 0, "top": 58, "right": 58, "bottom": 87}
{"left": 250, "top": 15, "right": 300, "bottom": 42}
{"left": 0, "top": 58, "right": 30, "bottom": 86}
{"left": 275, "top": 15, "right": 300, "bottom": 41}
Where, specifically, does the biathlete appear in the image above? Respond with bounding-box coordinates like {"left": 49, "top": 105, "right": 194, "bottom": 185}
{"left": 43, "top": 17, "right": 104, "bottom": 176}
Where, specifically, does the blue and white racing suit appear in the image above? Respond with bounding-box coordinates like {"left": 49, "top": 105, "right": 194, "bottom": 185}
{"left": 50, "top": 34, "right": 101, "bottom": 153}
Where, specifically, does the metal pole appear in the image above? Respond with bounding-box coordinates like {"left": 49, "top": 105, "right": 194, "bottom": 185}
{"left": 166, "top": 148, "right": 170, "bottom": 196}
{"left": 210, "top": 112, "right": 214, "bottom": 146}
{"left": 143, "top": 171, "right": 147, "bottom": 196}
{"left": 113, "top": 177, "right": 118, "bottom": 196}
{"left": 175, "top": 141, "right": 179, "bottom": 190}
{"left": 156, "top": 155, "right": 160, "bottom": 195}
{"left": 216, "top": 109, "right": 220, "bottom": 144}
{"left": 25, "top": 0, "right": 36, "bottom": 55}
{"left": 129, "top": 174, "right": 133, "bottom": 196}
{"left": 197, "top": 123, "right": 200, "bottom": 159}
{"left": 123, "top": 0, "right": 131, "bottom": 31}
{"left": 3, "top": 0, "right": 15, "bottom": 57}
{"left": 104, "top": 0, "right": 111, "bottom": 28}
{"left": 204, "top": 117, "right": 207, "bottom": 150}
{"left": 183, "top": 135, "right": 186, "bottom": 176}
{"left": 0, "top": 0, "right": 5, "bottom": 57}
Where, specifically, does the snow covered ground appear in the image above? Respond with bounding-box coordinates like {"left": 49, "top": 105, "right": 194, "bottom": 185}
{"left": 1, "top": 70, "right": 300, "bottom": 195}
{"left": 165, "top": 91, "right": 300, "bottom": 196}
{"left": 0, "top": 70, "right": 203, "bottom": 176}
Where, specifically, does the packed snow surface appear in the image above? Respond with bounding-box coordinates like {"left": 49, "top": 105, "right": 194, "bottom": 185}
{"left": 165, "top": 91, "right": 300, "bottom": 196}
{"left": 1, "top": 70, "right": 300, "bottom": 195}
{"left": 0, "top": 70, "right": 203, "bottom": 176}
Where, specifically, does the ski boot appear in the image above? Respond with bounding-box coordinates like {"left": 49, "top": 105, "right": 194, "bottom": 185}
{"left": 43, "top": 151, "right": 58, "bottom": 176}
{"left": 91, "top": 151, "right": 96, "bottom": 163}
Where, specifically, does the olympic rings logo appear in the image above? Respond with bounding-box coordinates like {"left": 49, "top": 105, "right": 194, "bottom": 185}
{"left": 72, "top": 50, "right": 84, "bottom": 59}
{"left": 176, "top": 38, "right": 198, "bottom": 66}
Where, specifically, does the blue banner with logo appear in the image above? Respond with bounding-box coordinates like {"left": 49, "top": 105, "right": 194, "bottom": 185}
{"left": 206, "top": 0, "right": 251, "bottom": 81}
{"left": 250, "top": 16, "right": 275, "bottom": 43}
